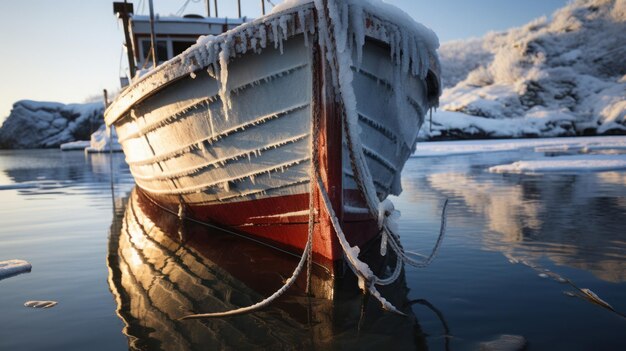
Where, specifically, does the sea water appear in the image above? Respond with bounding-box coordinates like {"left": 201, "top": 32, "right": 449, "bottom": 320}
{"left": 0, "top": 140, "right": 624, "bottom": 350}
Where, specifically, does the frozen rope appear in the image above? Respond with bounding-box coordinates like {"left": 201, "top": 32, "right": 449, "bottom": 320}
{"left": 316, "top": 0, "right": 447, "bottom": 271}
{"left": 314, "top": 174, "right": 404, "bottom": 314}
{"left": 180, "top": 183, "right": 315, "bottom": 319}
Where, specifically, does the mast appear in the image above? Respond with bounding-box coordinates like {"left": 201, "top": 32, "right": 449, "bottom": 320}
{"left": 113, "top": 1, "right": 136, "bottom": 78}
{"left": 148, "top": 0, "right": 157, "bottom": 69}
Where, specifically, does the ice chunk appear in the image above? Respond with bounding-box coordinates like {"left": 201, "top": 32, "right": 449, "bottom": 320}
{"left": 0, "top": 259, "right": 32, "bottom": 280}
{"left": 24, "top": 301, "right": 58, "bottom": 309}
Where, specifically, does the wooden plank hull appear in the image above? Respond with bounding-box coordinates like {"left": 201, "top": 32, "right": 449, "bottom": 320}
{"left": 107, "top": 4, "right": 438, "bottom": 272}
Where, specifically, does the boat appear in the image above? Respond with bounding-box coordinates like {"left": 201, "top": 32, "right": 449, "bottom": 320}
{"left": 105, "top": 0, "right": 441, "bottom": 274}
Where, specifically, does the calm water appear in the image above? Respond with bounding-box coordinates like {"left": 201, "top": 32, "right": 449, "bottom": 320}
{"left": 0, "top": 146, "right": 625, "bottom": 350}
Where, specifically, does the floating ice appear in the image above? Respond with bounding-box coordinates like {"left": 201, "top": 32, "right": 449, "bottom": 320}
{"left": 489, "top": 154, "right": 626, "bottom": 174}
{"left": 0, "top": 259, "right": 32, "bottom": 280}
{"left": 24, "top": 301, "right": 58, "bottom": 309}
{"left": 85, "top": 125, "right": 122, "bottom": 153}
{"left": 60, "top": 140, "right": 90, "bottom": 151}
{"left": 413, "top": 136, "right": 626, "bottom": 158}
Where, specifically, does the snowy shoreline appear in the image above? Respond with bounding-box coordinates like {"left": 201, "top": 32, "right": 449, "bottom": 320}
{"left": 423, "top": 0, "right": 626, "bottom": 140}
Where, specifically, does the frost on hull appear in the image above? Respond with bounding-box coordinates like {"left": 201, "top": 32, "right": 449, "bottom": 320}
{"left": 105, "top": 0, "right": 440, "bottom": 265}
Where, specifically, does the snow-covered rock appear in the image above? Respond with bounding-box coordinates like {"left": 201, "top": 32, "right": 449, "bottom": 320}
{"left": 0, "top": 100, "right": 104, "bottom": 149}
{"left": 422, "top": 0, "right": 626, "bottom": 140}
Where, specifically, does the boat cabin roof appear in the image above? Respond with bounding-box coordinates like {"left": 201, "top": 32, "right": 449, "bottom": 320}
{"left": 129, "top": 14, "right": 250, "bottom": 70}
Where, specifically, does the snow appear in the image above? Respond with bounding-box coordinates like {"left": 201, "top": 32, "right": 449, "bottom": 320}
{"left": 413, "top": 136, "right": 626, "bottom": 174}
{"left": 0, "top": 100, "right": 105, "bottom": 149}
{"left": 0, "top": 259, "right": 32, "bottom": 280}
{"left": 423, "top": 0, "right": 626, "bottom": 140}
{"left": 85, "top": 124, "right": 122, "bottom": 153}
{"left": 489, "top": 154, "right": 626, "bottom": 174}
{"left": 60, "top": 140, "right": 91, "bottom": 151}
{"left": 414, "top": 135, "right": 626, "bottom": 157}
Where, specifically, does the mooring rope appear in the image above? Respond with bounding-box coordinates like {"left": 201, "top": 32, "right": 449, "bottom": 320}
{"left": 180, "top": 169, "right": 315, "bottom": 319}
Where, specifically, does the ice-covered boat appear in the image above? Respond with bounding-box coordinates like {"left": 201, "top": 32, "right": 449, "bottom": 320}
{"left": 105, "top": 0, "right": 441, "bottom": 273}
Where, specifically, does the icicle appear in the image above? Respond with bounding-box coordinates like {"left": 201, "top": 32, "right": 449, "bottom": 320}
{"left": 401, "top": 29, "right": 410, "bottom": 74}
{"left": 259, "top": 24, "right": 267, "bottom": 49}
{"left": 380, "top": 230, "right": 388, "bottom": 256}
{"left": 279, "top": 14, "right": 290, "bottom": 54}
{"left": 271, "top": 19, "right": 280, "bottom": 50}
{"left": 207, "top": 107, "right": 215, "bottom": 138}
{"left": 350, "top": 5, "right": 365, "bottom": 68}
{"left": 218, "top": 40, "right": 231, "bottom": 121}
{"left": 410, "top": 36, "right": 419, "bottom": 76}
{"left": 429, "top": 107, "right": 433, "bottom": 132}
{"left": 298, "top": 10, "right": 308, "bottom": 47}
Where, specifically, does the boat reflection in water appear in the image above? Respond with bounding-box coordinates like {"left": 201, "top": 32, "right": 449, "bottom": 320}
{"left": 107, "top": 188, "right": 428, "bottom": 350}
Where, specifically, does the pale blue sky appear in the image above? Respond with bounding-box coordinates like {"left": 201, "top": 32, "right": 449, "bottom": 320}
{"left": 0, "top": 0, "right": 568, "bottom": 123}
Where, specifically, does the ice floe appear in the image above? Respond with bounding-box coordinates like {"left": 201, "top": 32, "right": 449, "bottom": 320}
{"left": 413, "top": 136, "right": 626, "bottom": 174}
{"left": 413, "top": 136, "right": 626, "bottom": 157}
{"left": 24, "top": 301, "right": 58, "bottom": 309}
{"left": 0, "top": 259, "right": 32, "bottom": 280}
{"left": 489, "top": 154, "right": 626, "bottom": 174}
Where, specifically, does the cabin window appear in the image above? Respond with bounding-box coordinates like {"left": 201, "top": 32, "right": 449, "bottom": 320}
{"left": 141, "top": 39, "right": 168, "bottom": 64}
{"left": 172, "top": 40, "right": 196, "bottom": 57}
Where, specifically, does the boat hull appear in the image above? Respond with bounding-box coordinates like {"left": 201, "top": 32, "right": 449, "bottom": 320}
{"left": 106, "top": 3, "right": 439, "bottom": 272}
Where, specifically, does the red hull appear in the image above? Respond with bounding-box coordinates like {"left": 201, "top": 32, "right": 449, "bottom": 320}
{"left": 144, "top": 189, "right": 379, "bottom": 272}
